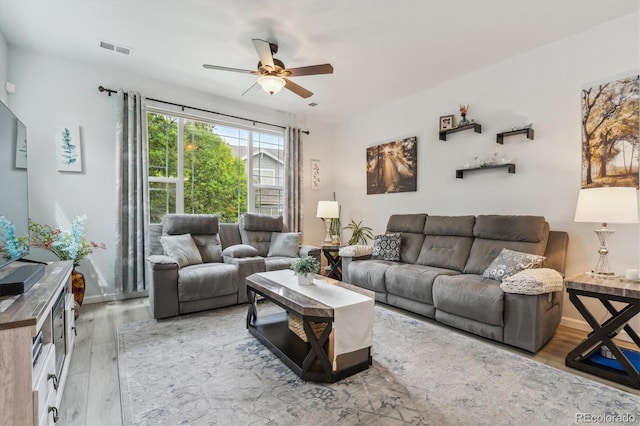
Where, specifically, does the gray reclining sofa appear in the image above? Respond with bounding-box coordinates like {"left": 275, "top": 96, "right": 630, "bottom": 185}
{"left": 342, "top": 214, "right": 568, "bottom": 352}
{"left": 147, "top": 213, "right": 320, "bottom": 319}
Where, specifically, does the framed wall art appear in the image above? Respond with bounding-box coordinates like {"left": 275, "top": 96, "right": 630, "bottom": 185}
{"left": 56, "top": 125, "right": 82, "bottom": 172}
{"left": 366, "top": 136, "right": 417, "bottom": 195}
{"left": 581, "top": 74, "right": 639, "bottom": 189}
{"left": 311, "top": 159, "right": 320, "bottom": 190}
{"left": 439, "top": 115, "right": 454, "bottom": 131}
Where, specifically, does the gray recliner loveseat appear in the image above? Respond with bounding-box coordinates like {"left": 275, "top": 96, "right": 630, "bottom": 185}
{"left": 147, "top": 213, "right": 320, "bottom": 319}
{"left": 342, "top": 214, "right": 568, "bottom": 353}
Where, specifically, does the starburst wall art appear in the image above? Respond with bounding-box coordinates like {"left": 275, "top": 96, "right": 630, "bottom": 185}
{"left": 56, "top": 125, "right": 82, "bottom": 172}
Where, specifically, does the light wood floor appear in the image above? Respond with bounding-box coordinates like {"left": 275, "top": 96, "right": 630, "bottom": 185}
{"left": 57, "top": 298, "right": 639, "bottom": 425}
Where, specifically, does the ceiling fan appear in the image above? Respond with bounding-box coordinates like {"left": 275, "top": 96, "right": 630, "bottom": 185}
{"left": 203, "top": 38, "right": 333, "bottom": 99}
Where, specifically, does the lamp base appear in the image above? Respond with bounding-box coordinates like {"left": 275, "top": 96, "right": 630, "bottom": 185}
{"left": 323, "top": 218, "right": 332, "bottom": 243}
{"left": 591, "top": 224, "right": 615, "bottom": 276}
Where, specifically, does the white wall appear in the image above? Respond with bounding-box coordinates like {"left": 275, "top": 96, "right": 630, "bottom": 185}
{"left": 0, "top": 31, "right": 8, "bottom": 104}
{"left": 7, "top": 47, "right": 334, "bottom": 301}
{"left": 333, "top": 12, "right": 640, "bottom": 331}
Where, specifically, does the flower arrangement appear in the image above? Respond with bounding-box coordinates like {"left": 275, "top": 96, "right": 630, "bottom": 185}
{"left": 291, "top": 256, "right": 321, "bottom": 276}
{"left": 0, "top": 216, "right": 28, "bottom": 260}
{"left": 29, "top": 215, "right": 106, "bottom": 267}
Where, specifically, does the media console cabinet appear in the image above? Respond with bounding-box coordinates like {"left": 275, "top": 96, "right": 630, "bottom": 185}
{"left": 0, "top": 261, "right": 75, "bottom": 425}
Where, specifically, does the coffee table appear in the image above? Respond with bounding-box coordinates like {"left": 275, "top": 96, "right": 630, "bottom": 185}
{"left": 246, "top": 270, "right": 374, "bottom": 383}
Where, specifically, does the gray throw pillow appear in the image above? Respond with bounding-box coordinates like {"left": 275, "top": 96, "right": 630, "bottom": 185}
{"left": 482, "top": 248, "right": 545, "bottom": 282}
{"left": 267, "top": 232, "right": 301, "bottom": 257}
{"left": 222, "top": 244, "right": 259, "bottom": 258}
{"left": 372, "top": 233, "right": 401, "bottom": 261}
{"left": 159, "top": 233, "right": 203, "bottom": 267}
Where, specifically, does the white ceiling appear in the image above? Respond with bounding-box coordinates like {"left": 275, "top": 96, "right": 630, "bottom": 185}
{"left": 0, "top": 0, "right": 638, "bottom": 124}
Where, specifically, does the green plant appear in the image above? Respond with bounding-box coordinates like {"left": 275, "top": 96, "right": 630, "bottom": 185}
{"left": 344, "top": 219, "right": 374, "bottom": 245}
{"left": 329, "top": 217, "right": 341, "bottom": 238}
{"left": 291, "top": 256, "right": 321, "bottom": 275}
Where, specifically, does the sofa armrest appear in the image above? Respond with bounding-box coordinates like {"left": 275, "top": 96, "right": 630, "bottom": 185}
{"left": 223, "top": 256, "right": 266, "bottom": 303}
{"left": 341, "top": 254, "right": 372, "bottom": 283}
{"left": 299, "top": 245, "right": 321, "bottom": 263}
{"left": 146, "top": 255, "right": 179, "bottom": 319}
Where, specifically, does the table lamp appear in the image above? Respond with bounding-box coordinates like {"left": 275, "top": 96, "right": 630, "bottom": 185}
{"left": 574, "top": 187, "right": 638, "bottom": 276}
{"left": 316, "top": 200, "right": 340, "bottom": 243}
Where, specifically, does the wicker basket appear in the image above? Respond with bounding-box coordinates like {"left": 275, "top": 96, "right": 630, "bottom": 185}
{"left": 288, "top": 315, "right": 327, "bottom": 343}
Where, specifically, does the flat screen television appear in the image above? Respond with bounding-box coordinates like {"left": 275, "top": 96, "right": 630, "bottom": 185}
{"left": 0, "top": 98, "right": 44, "bottom": 294}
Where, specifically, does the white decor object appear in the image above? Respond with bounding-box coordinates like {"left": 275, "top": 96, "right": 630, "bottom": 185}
{"left": 56, "top": 125, "right": 82, "bottom": 172}
{"left": 500, "top": 268, "right": 564, "bottom": 295}
{"left": 297, "top": 273, "right": 314, "bottom": 286}
{"left": 311, "top": 159, "right": 320, "bottom": 190}
{"left": 574, "top": 187, "right": 639, "bottom": 276}
{"left": 338, "top": 245, "right": 373, "bottom": 257}
{"left": 316, "top": 200, "right": 340, "bottom": 243}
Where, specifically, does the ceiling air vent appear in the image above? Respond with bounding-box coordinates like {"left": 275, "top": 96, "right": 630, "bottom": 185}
{"left": 308, "top": 102, "right": 318, "bottom": 107}
{"left": 99, "top": 40, "right": 132, "bottom": 56}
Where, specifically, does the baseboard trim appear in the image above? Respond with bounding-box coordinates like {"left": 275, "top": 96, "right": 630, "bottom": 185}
{"left": 83, "top": 291, "right": 148, "bottom": 305}
{"left": 560, "top": 316, "right": 634, "bottom": 343}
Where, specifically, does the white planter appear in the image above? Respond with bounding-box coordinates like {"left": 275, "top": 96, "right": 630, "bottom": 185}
{"left": 297, "top": 273, "right": 314, "bottom": 286}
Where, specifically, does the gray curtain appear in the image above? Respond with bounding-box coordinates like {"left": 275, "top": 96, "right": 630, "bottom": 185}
{"left": 284, "top": 127, "right": 302, "bottom": 232}
{"left": 115, "top": 90, "right": 149, "bottom": 293}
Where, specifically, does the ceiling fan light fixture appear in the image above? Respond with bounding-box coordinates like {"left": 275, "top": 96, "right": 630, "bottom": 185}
{"left": 257, "top": 75, "right": 286, "bottom": 95}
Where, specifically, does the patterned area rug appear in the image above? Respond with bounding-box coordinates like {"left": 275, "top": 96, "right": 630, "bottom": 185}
{"left": 118, "top": 303, "right": 639, "bottom": 425}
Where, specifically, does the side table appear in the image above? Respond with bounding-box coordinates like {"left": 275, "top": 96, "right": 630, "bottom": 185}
{"left": 564, "top": 273, "right": 640, "bottom": 389}
{"left": 321, "top": 244, "right": 343, "bottom": 280}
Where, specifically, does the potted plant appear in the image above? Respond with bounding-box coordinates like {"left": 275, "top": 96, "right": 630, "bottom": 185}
{"left": 344, "top": 219, "right": 374, "bottom": 245}
{"left": 291, "top": 256, "right": 320, "bottom": 286}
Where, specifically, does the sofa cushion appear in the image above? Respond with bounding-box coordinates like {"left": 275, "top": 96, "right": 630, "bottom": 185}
{"left": 387, "top": 214, "right": 426, "bottom": 264}
{"left": 265, "top": 256, "right": 297, "bottom": 271}
{"left": 191, "top": 234, "right": 223, "bottom": 263}
{"left": 416, "top": 236, "right": 473, "bottom": 272}
{"left": 433, "top": 274, "right": 504, "bottom": 326}
{"left": 372, "top": 233, "right": 401, "bottom": 261}
{"left": 222, "top": 244, "right": 259, "bottom": 258}
{"left": 385, "top": 264, "right": 459, "bottom": 304}
{"left": 464, "top": 216, "right": 549, "bottom": 275}
{"left": 159, "top": 234, "right": 203, "bottom": 267}
{"left": 163, "top": 214, "right": 219, "bottom": 235}
{"left": 177, "top": 263, "right": 238, "bottom": 302}
{"left": 348, "top": 259, "right": 394, "bottom": 293}
{"left": 239, "top": 213, "right": 285, "bottom": 256}
{"left": 424, "top": 215, "right": 475, "bottom": 237}
{"left": 267, "top": 232, "right": 300, "bottom": 257}
{"left": 482, "top": 248, "right": 545, "bottom": 282}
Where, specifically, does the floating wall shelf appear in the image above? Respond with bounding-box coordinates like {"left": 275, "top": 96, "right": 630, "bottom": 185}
{"left": 456, "top": 163, "right": 516, "bottom": 179}
{"left": 496, "top": 128, "right": 534, "bottom": 144}
{"left": 439, "top": 123, "right": 482, "bottom": 141}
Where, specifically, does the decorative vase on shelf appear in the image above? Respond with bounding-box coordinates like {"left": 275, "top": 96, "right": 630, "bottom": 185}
{"left": 297, "top": 273, "right": 314, "bottom": 286}
{"left": 72, "top": 268, "right": 85, "bottom": 315}
{"left": 459, "top": 114, "right": 470, "bottom": 126}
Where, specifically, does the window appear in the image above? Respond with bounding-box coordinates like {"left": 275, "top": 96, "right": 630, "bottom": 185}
{"left": 147, "top": 111, "right": 285, "bottom": 223}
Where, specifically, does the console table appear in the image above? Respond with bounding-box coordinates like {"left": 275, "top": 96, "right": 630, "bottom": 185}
{"left": 564, "top": 274, "right": 640, "bottom": 389}
{"left": 321, "top": 244, "right": 342, "bottom": 280}
{"left": 0, "top": 261, "right": 75, "bottom": 425}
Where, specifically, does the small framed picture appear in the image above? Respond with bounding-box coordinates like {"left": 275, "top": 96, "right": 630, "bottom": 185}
{"left": 439, "top": 115, "right": 454, "bottom": 131}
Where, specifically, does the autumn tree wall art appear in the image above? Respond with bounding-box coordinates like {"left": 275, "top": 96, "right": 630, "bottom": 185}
{"left": 581, "top": 75, "right": 639, "bottom": 189}
{"left": 366, "top": 136, "right": 417, "bottom": 194}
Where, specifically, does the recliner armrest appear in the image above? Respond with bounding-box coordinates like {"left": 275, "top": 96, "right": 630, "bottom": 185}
{"left": 341, "top": 254, "right": 372, "bottom": 283}
{"left": 147, "top": 254, "right": 179, "bottom": 270}
{"left": 299, "top": 245, "right": 321, "bottom": 260}
{"left": 146, "top": 255, "right": 179, "bottom": 319}
{"left": 224, "top": 255, "right": 266, "bottom": 303}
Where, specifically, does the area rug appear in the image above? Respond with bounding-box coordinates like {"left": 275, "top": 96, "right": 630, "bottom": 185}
{"left": 118, "top": 304, "right": 639, "bottom": 425}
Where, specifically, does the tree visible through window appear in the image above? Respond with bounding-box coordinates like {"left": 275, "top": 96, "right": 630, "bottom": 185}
{"left": 147, "top": 111, "right": 284, "bottom": 224}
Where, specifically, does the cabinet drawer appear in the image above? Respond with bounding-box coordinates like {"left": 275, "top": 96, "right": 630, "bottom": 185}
{"left": 65, "top": 293, "right": 75, "bottom": 352}
{"left": 32, "top": 344, "right": 56, "bottom": 425}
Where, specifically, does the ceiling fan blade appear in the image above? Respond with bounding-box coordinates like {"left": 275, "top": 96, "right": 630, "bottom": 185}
{"left": 252, "top": 38, "right": 275, "bottom": 70}
{"left": 202, "top": 64, "right": 257, "bottom": 74}
{"left": 285, "top": 64, "right": 334, "bottom": 77}
{"left": 284, "top": 78, "right": 313, "bottom": 99}
{"left": 241, "top": 82, "right": 259, "bottom": 96}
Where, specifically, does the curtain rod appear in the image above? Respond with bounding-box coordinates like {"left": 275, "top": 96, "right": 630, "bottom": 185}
{"left": 97, "top": 86, "right": 309, "bottom": 135}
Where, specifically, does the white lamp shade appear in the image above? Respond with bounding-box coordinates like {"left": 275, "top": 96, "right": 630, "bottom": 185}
{"left": 574, "top": 187, "right": 639, "bottom": 224}
{"left": 257, "top": 75, "right": 286, "bottom": 95}
{"left": 316, "top": 200, "right": 340, "bottom": 218}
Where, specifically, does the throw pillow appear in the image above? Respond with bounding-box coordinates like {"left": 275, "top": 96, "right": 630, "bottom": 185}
{"left": 482, "top": 248, "right": 545, "bottom": 282}
{"left": 500, "top": 268, "right": 564, "bottom": 295}
{"left": 267, "top": 232, "right": 301, "bottom": 257}
{"left": 372, "top": 233, "right": 401, "bottom": 261}
{"left": 159, "top": 233, "right": 203, "bottom": 268}
{"left": 222, "top": 244, "right": 259, "bottom": 258}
